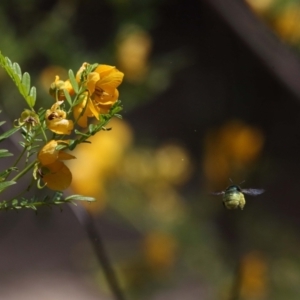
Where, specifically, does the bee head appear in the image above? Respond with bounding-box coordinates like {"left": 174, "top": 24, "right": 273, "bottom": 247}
{"left": 225, "top": 185, "right": 241, "bottom": 193}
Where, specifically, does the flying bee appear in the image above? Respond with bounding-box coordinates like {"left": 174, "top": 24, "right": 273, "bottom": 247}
{"left": 213, "top": 184, "right": 264, "bottom": 210}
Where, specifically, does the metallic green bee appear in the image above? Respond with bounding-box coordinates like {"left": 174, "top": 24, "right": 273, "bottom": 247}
{"left": 213, "top": 184, "right": 264, "bottom": 210}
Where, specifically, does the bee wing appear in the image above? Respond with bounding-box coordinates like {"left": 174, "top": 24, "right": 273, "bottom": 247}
{"left": 241, "top": 188, "right": 265, "bottom": 196}
{"left": 211, "top": 191, "right": 225, "bottom": 196}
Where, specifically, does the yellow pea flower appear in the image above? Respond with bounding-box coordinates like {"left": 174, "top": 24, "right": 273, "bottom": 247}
{"left": 45, "top": 101, "right": 74, "bottom": 135}
{"left": 37, "top": 140, "right": 75, "bottom": 190}
{"left": 88, "top": 64, "right": 124, "bottom": 112}
{"left": 41, "top": 161, "right": 73, "bottom": 191}
{"left": 74, "top": 64, "right": 124, "bottom": 127}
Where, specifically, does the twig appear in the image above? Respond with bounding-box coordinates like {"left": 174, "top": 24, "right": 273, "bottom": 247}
{"left": 228, "top": 261, "right": 242, "bottom": 300}
{"left": 70, "top": 204, "right": 127, "bottom": 300}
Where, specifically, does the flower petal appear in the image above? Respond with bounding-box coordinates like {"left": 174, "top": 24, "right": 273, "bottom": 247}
{"left": 86, "top": 72, "right": 100, "bottom": 94}
{"left": 38, "top": 140, "right": 60, "bottom": 165}
{"left": 38, "top": 140, "right": 71, "bottom": 165}
{"left": 97, "top": 68, "right": 124, "bottom": 94}
{"left": 42, "top": 161, "right": 72, "bottom": 190}
{"left": 47, "top": 118, "right": 74, "bottom": 135}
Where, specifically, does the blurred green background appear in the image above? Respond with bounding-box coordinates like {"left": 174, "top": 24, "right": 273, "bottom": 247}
{"left": 1, "top": 0, "right": 300, "bottom": 299}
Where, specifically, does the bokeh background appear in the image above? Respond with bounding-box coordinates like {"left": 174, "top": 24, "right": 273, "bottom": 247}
{"left": 1, "top": 0, "right": 300, "bottom": 299}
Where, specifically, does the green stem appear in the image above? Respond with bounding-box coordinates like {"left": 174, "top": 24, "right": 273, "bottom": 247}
{"left": 11, "top": 159, "right": 36, "bottom": 182}
{"left": 71, "top": 205, "right": 127, "bottom": 300}
{"left": 13, "top": 146, "right": 27, "bottom": 167}
{"left": 40, "top": 122, "right": 48, "bottom": 142}
{"left": 4, "top": 146, "right": 27, "bottom": 181}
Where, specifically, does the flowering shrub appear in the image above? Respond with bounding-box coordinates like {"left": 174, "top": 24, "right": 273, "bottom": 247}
{"left": 0, "top": 52, "right": 124, "bottom": 210}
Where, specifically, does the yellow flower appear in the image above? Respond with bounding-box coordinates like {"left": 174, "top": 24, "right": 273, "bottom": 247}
{"left": 37, "top": 140, "right": 75, "bottom": 190}
{"left": 68, "top": 118, "right": 133, "bottom": 213}
{"left": 142, "top": 231, "right": 178, "bottom": 272}
{"left": 49, "top": 75, "right": 74, "bottom": 101}
{"left": 74, "top": 64, "right": 124, "bottom": 127}
{"left": 89, "top": 65, "right": 123, "bottom": 111}
{"left": 45, "top": 101, "right": 74, "bottom": 135}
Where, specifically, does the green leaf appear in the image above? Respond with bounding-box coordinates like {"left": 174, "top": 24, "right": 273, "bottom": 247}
{"left": 110, "top": 100, "right": 123, "bottom": 115}
{"left": 68, "top": 69, "right": 79, "bottom": 93}
{"left": 0, "top": 167, "right": 18, "bottom": 178}
{"left": 0, "top": 127, "right": 20, "bottom": 142}
{"left": 63, "top": 89, "right": 72, "bottom": 106}
{"left": 0, "top": 181, "right": 16, "bottom": 192}
{"left": 22, "top": 72, "right": 30, "bottom": 95}
{"left": 65, "top": 194, "right": 95, "bottom": 202}
{"left": 74, "top": 129, "right": 89, "bottom": 137}
{"left": 55, "top": 144, "right": 68, "bottom": 151}
{"left": 28, "top": 86, "right": 36, "bottom": 107}
{"left": 0, "top": 52, "right": 37, "bottom": 108}
{"left": 12, "top": 199, "right": 18, "bottom": 206}
{"left": 0, "top": 149, "right": 13, "bottom": 158}
{"left": 0, "top": 192, "right": 95, "bottom": 211}
{"left": 89, "top": 63, "right": 99, "bottom": 72}
{"left": 13, "top": 62, "right": 22, "bottom": 79}
{"left": 5, "top": 57, "right": 12, "bottom": 68}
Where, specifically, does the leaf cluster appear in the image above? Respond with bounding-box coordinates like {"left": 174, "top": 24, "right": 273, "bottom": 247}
{"left": 0, "top": 192, "right": 95, "bottom": 211}
{"left": 0, "top": 52, "right": 36, "bottom": 108}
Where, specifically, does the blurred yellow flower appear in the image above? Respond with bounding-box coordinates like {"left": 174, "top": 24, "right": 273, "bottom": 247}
{"left": 74, "top": 64, "right": 124, "bottom": 127}
{"left": 142, "top": 231, "right": 178, "bottom": 272}
{"left": 203, "top": 120, "right": 264, "bottom": 188}
{"left": 245, "top": 0, "right": 274, "bottom": 15}
{"left": 37, "top": 140, "right": 75, "bottom": 190}
{"left": 240, "top": 251, "right": 268, "bottom": 299}
{"left": 68, "top": 118, "right": 133, "bottom": 212}
{"left": 45, "top": 101, "right": 74, "bottom": 135}
{"left": 274, "top": 4, "right": 300, "bottom": 44}
{"left": 117, "top": 26, "right": 152, "bottom": 82}
{"left": 154, "top": 144, "right": 192, "bottom": 186}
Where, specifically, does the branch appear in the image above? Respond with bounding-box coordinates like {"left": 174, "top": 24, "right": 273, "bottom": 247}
{"left": 70, "top": 204, "right": 127, "bottom": 300}
{"left": 201, "top": 0, "right": 300, "bottom": 100}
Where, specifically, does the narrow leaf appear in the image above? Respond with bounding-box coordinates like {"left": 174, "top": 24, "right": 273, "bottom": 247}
{"left": 13, "top": 62, "right": 22, "bottom": 80}
{"left": 28, "top": 86, "right": 36, "bottom": 107}
{"left": 0, "top": 127, "right": 20, "bottom": 142}
{"left": 65, "top": 194, "right": 95, "bottom": 202}
{"left": 0, "top": 180, "right": 16, "bottom": 192}
{"left": 68, "top": 69, "right": 79, "bottom": 93}
{"left": 0, "top": 167, "right": 18, "bottom": 178}
{"left": 0, "top": 149, "right": 13, "bottom": 158}
{"left": 21, "top": 72, "right": 30, "bottom": 95}
{"left": 63, "top": 89, "right": 72, "bottom": 106}
{"left": 5, "top": 57, "right": 12, "bottom": 68}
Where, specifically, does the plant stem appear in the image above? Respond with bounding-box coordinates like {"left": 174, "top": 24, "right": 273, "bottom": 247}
{"left": 228, "top": 261, "right": 242, "bottom": 300}
{"left": 70, "top": 204, "right": 127, "bottom": 300}
{"left": 11, "top": 159, "right": 36, "bottom": 182}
